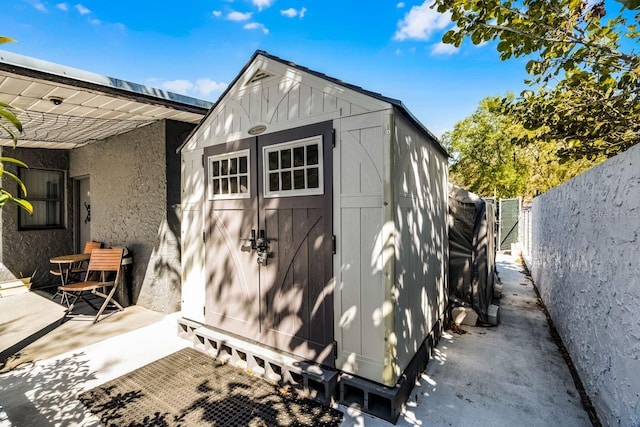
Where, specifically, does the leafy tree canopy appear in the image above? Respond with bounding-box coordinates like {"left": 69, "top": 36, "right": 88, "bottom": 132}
{"left": 442, "top": 96, "right": 603, "bottom": 199}
{"left": 435, "top": 0, "right": 640, "bottom": 161}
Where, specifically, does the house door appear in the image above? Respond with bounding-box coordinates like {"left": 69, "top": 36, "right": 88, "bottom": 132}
{"left": 204, "top": 121, "right": 335, "bottom": 366}
{"left": 75, "top": 177, "right": 91, "bottom": 252}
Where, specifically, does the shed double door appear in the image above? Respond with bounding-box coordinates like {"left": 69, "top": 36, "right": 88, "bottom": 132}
{"left": 204, "top": 121, "right": 335, "bottom": 366}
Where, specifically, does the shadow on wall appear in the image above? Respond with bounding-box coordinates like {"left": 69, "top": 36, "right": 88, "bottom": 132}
{"left": 133, "top": 205, "right": 182, "bottom": 313}
{"left": 392, "top": 116, "right": 448, "bottom": 374}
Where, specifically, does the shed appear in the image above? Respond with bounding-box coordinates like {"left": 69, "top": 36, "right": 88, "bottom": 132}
{"left": 179, "top": 51, "right": 449, "bottom": 421}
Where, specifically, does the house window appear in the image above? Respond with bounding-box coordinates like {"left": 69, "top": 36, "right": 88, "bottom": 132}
{"left": 263, "top": 136, "right": 323, "bottom": 198}
{"left": 18, "top": 168, "right": 65, "bottom": 230}
{"left": 208, "top": 150, "right": 250, "bottom": 200}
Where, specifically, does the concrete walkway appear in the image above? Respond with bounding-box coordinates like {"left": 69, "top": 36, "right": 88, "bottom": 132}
{"left": 341, "top": 254, "right": 591, "bottom": 426}
{"left": 0, "top": 254, "right": 592, "bottom": 426}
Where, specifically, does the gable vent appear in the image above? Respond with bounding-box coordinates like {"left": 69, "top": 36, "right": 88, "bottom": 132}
{"left": 246, "top": 69, "right": 274, "bottom": 85}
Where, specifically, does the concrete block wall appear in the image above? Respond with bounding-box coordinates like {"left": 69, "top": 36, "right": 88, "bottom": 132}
{"left": 530, "top": 143, "right": 640, "bottom": 426}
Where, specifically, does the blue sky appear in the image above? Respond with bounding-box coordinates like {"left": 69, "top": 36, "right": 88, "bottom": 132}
{"left": 1, "top": 0, "right": 533, "bottom": 137}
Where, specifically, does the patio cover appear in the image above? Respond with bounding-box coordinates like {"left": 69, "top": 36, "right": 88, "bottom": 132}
{"left": 448, "top": 183, "right": 497, "bottom": 325}
{"left": 0, "top": 50, "right": 211, "bottom": 149}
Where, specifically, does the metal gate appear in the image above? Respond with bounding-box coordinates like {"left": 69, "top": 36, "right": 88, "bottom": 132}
{"left": 499, "top": 197, "right": 521, "bottom": 251}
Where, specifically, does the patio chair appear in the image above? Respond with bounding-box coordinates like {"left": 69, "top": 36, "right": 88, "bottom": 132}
{"left": 69, "top": 241, "right": 103, "bottom": 279}
{"left": 58, "top": 248, "right": 124, "bottom": 323}
{"left": 49, "top": 241, "right": 103, "bottom": 283}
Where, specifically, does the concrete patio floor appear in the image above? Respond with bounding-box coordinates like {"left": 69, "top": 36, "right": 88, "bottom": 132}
{"left": 0, "top": 254, "right": 593, "bottom": 426}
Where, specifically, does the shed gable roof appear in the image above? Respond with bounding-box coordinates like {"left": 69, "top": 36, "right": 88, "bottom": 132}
{"left": 181, "top": 50, "right": 447, "bottom": 157}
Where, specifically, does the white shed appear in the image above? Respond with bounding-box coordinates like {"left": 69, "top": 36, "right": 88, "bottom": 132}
{"left": 179, "top": 51, "right": 449, "bottom": 421}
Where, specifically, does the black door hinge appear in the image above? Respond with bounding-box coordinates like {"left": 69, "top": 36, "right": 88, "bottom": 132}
{"left": 202, "top": 154, "right": 205, "bottom": 168}
{"left": 203, "top": 306, "right": 206, "bottom": 316}
{"left": 332, "top": 129, "right": 336, "bottom": 148}
{"left": 203, "top": 231, "right": 206, "bottom": 242}
{"left": 332, "top": 235, "right": 336, "bottom": 255}
{"left": 333, "top": 340, "right": 338, "bottom": 358}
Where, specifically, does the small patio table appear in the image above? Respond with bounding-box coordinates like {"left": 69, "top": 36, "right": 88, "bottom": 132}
{"left": 50, "top": 253, "right": 91, "bottom": 287}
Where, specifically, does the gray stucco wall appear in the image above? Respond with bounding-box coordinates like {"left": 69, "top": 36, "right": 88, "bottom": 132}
{"left": 530, "top": 143, "right": 640, "bottom": 426}
{"left": 0, "top": 147, "right": 73, "bottom": 284}
{"left": 70, "top": 120, "right": 194, "bottom": 313}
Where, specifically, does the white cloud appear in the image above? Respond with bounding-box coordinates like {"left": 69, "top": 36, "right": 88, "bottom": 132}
{"left": 394, "top": 0, "right": 451, "bottom": 41}
{"left": 28, "top": 0, "right": 47, "bottom": 12}
{"left": 397, "top": 2, "right": 405, "bottom": 7}
{"left": 75, "top": 4, "right": 91, "bottom": 15}
{"left": 281, "top": 7, "right": 306, "bottom": 18}
{"left": 56, "top": 2, "right": 68, "bottom": 10}
{"left": 227, "top": 11, "right": 252, "bottom": 21}
{"left": 89, "top": 18, "right": 101, "bottom": 25}
{"left": 212, "top": 10, "right": 222, "bottom": 17}
{"left": 244, "top": 22, "right": 269, "bottom": 34}
{"left": 162, "top": 80, "right": 195, "bottom": 95}
{"left": 431, "top": 42, "right": 458, "bottom": 55}
{"left": 196, "top": 79, "right": 228, "bottom": 97}
{"left": 253, "top": 0, "right": 274, "bottom": 10}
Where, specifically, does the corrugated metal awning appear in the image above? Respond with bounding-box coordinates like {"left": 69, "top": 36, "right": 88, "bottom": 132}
{"left": 0, "top": 50, "right": 212, "bottom": 149}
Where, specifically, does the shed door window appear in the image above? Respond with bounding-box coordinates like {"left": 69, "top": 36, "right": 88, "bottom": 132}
{"left": 18, "top": 168, "right": 65, "bottom": 230}
{"left": 208, "top": 150, "right": 250, "bottom": 200}
{"left": 264, "top": 136, "right": 323, "bottom": 198}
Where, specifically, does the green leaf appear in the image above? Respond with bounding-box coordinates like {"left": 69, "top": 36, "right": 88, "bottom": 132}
{"left": 0, "top": 157, "right": 28, "bottom": 168}
{"left": 11, "top": 197, "right": 33, "bottom": 214}
{"left": 0, "top": 108, "right": 22, "bottom": 132}
{"left": 614, "top": 0, "right": 640, "bottom": 9}
{"left": 2, "top": 170, "right": 28, "bottom": 197}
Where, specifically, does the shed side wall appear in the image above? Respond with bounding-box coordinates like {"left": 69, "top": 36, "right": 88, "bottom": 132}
{"left": 393, "top": 111, "right": 449, "bottom": 373}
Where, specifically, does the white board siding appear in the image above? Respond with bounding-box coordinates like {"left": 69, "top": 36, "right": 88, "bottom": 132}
{"left": 393, "top": 113, "right": 449, "bottom": 372}
{"left": 334, "top": 111, "right": 389, "bottom": 383}
{"left": 183, "top": 56, "right": 389, "bottom": 152}
{"left": 181, "top": 149, "right": 205, "bottom": 322}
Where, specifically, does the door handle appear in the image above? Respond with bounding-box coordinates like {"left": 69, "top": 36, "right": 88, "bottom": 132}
{"left": 240, "top": 229, "right": 257, "bottom": 251}
{"left": 255, "top": 229, "right": 271, "bottom": 266}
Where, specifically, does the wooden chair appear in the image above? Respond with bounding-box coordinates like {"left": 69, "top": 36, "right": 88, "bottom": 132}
{"left": 50, "top": 241, "right": 102, "bottom": 283}
{"left": 69, "top": 241, "right": 103, "bottom": 279}
{"left": 58, "top": 248, "right": 124, "bottom": 323}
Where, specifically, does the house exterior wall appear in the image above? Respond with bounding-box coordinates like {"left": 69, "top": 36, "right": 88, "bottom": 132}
{"left": 392, "top": 111, "right": 449, "bottom": 378}
{"left": 530, "top": 143, "right": 640, "bottom": 427}
{"left": 70, "top": 120, "right": 193, "bottom": 313}
{"left": 0, "top": 147, "right": 72, "bottom": 284}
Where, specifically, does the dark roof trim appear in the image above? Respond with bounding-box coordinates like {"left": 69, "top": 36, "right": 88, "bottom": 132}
{"left": 178, "top": 50, "right": 449, "bottom": 157}
{"left": 0, "top": 50, "right": 212, "bottom": 115}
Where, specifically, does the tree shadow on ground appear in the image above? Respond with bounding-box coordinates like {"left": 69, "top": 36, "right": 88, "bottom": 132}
{"left": 79, "top": 348, "right": 343, "bottom": 427}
